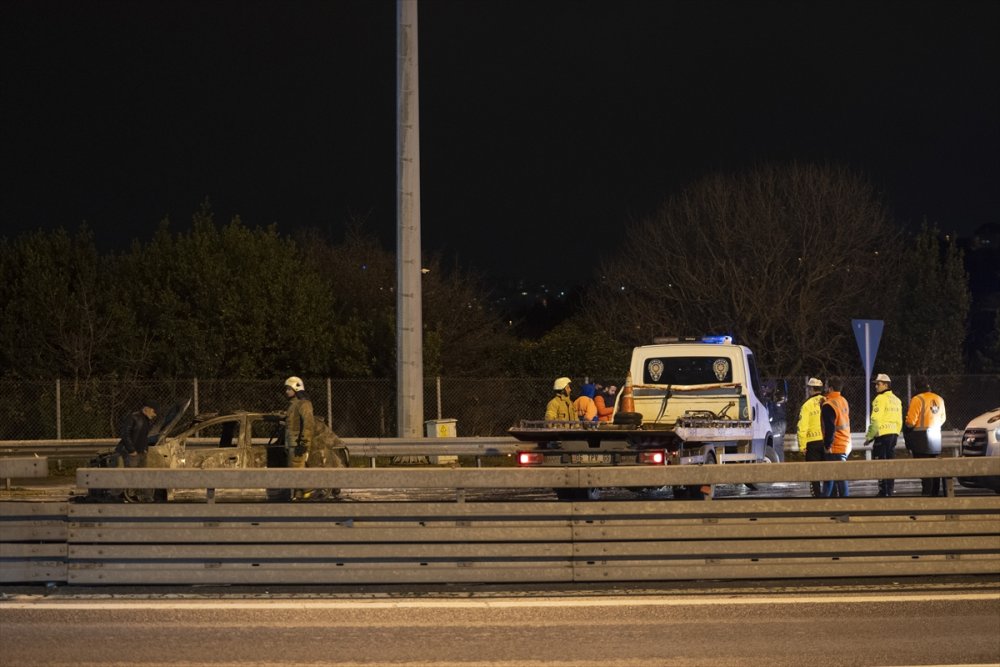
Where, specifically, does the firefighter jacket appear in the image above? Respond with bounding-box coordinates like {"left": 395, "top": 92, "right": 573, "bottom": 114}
{"left": 906, "top": 391, "right": 946, "bottom": 431}
{"left": 821, "top": 391, "right": 851, "bottom": 455}
{"left": 545, "top": 393, "right": 575, "bottom": 422}
{"left": 865, "top": 389, "right": 903, "bottom": 440}
{"left": 286, "top": 393, "right": 315, "bottom": 450}
{"left": 796, "top": 393, "right": 824, "bottom": 452}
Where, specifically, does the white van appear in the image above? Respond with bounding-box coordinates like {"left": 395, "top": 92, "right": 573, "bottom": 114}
{"left": 958, "top": 407, "right": 1000, "bottom": 493}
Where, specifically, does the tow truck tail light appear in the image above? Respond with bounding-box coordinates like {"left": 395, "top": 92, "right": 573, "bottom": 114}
{"left": 518, "top": 451, "right": 544, "bottom": 466}
{"left": 638, "top": 450, "right": 666, "bottom": 465}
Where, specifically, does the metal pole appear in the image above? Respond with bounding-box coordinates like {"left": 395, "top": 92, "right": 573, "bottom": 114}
{"left": 396, "top": 0, "right": 424, "bottom": 438}
{"left": 436, "top": 376, "right": 442, "bottom": 420}
{"left": 864, "top": 322, "right": 871, "bottom": 430}
{"left": 327, "top": 377, "right": 333, "bottom": 426}
{"left": 193, "top": 377, "right": 199, "bottom": 416}
{"left": 55, "top": 378, "right": 62, "bottom": 440}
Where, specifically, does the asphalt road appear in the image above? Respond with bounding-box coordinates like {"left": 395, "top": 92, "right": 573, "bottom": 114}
{"left": 2, "top": 581, "right": 998, "bottom": 666}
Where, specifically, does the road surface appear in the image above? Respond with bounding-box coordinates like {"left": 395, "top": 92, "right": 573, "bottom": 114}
{"left": 2, "top": 580, "right": 998, "bottom": 666}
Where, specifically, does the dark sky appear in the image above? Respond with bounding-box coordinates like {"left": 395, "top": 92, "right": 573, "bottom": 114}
{"left": 2, "top": 0, "right": 997, "bottom": 282}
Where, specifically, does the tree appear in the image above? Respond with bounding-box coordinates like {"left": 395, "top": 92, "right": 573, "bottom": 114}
{"left": 879, "top": 223, "right": 970, "bottom": 375}
{"left": 0, "top": 226, "right": 133, "bottom": 381}
{"left": 585, "top": 163, "right": 901, "bottom": 376}
{"left": 117, "top": 205, "right": 335, "bottom": 378}
{"left": 516, "top": 315, "right": 630, "bottom": 380}
{"left": 299, "top": 223, "right": 517, "bottom": 378}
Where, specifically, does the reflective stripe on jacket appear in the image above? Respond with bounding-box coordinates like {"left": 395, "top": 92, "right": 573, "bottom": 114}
{"left": 823, "top": 391, "right": 851, "bottom": 455}
{"left": 797, "top": 394, "right": 824, "bottom": 451}
{"left": 865, "top": 390, "right": 903, "bottom": 440}
{"left": 906, "top": 391, "right": 946, "bottom": 430}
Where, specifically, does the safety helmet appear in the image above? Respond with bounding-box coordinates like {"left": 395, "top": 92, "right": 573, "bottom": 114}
{"left": 873, "top": 373, "right": 891, "bottom": 384}
{"left": 553, "top": 377, "right": 571, "bottom": 391}
{"left": 284, "top": 376, "right": 305, "bottom": 392}
{"left": 805, "top": 377, "right": 823, "bottom": 388}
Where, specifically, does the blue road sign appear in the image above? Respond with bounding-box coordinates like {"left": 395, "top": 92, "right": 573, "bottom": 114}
{"left": 852, "top": 319, "right": 884, "bottom": 377}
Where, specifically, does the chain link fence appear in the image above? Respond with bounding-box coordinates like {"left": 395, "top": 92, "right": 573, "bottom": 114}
{"left": 0, "top": 375, "right": 997, "bottom": 441}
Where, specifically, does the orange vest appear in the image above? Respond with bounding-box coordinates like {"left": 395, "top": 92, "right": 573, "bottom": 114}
{"left": 823, "top": 391, "right": 851, "bottom": 455}
{"left": 906, "top": 392, "right": 946, "bottom": 430}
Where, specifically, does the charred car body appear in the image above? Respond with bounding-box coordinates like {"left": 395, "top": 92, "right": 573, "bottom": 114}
{"left": 87, "top": 399, "right": 349, "bottom": 501}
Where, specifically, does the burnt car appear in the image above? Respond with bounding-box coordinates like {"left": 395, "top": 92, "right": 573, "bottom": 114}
{"left": 85, "top": 399, "right": 349, "bottom": 501}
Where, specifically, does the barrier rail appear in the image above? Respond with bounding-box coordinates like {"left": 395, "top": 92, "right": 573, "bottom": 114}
{"left": 1, "top": 458, "right": 998, "bottom": 585}
{"left": 0, "top": 457, "right": 47, "bottom": 490}
{"left": 0, "top": 432, "right": 967, "bottom": 462}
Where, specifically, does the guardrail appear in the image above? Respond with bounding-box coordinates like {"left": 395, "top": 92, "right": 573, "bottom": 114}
{"left": 0, "top": 457, "right": 48, "bottom": 490}
{"left": 0, "top": 432, "right": 967, "bottom": 462}
{"left": 1, "top": 458, "right": 998, "bottom": 585}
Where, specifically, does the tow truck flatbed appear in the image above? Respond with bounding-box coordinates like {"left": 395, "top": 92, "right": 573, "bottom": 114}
{"left": 509, "top": 418, "right": 755, "bottom": 445}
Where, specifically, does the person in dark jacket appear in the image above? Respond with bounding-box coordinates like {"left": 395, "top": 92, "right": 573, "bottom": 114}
{"left": 115, "top": 400, "right": 158, "bottom": 502}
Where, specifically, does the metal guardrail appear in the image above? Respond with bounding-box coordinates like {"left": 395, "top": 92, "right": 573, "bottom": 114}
{"left": 0, "top": 432, "right": 967, "bottom": 461}
{"left": 0, "top": 457, "right": 48, "bottom": 491}
{"left": 1, "top": 457, "right": 998, "bottom": 586}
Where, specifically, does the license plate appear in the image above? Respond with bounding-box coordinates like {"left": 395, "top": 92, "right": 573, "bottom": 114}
{"left": 571, "top": 453, "right": 611, "bottom": 464}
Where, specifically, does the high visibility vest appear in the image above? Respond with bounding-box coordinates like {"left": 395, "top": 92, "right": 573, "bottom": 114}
{"left": 823, "top": 392, "right": 851, "bottom": 455}
{"left": 906, "top": 391, "right": 946, "bottom": 430}
{"left": 866, "top": 390, "right": 902, "bottom": 439}
{"left": 797, "top": 394, "right": 824, "bottom": 451}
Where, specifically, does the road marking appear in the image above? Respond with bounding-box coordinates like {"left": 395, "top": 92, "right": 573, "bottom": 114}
{"left": 2, "top": 592, "right": 997, "bottom": 610}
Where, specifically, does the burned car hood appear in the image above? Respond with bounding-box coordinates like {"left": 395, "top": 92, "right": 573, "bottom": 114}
{"left": 148, "top": 398, "right": 192, "bottom": 443}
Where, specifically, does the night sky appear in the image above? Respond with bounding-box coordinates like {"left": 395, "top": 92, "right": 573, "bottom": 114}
{"left": 2, "top": 0, "right": 997, "bottom": 282}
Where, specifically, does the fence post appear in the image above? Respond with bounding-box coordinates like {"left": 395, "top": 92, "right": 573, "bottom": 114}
{"left": 436, "top": 376, "right": 442, "bottom": 420}
{"left": 327, "top": 377, "right": 333, "bottom": 426}
{"left": 56, "top": 378, "right": 62, "bottom": 440}
{"left": 193, "top": 378, "right": 199, "bottom": 416}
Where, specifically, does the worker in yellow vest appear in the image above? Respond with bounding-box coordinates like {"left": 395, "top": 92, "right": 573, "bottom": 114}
{"left": 865, "top": 373, "right": 903, "bottom": 497}
{"left": 797, "top": 377, "right": 826, "bottom": 497}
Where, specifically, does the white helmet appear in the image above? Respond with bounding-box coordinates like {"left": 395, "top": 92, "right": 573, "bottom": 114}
{"left": 284, "top": 376, "right": 305, "bottom": 392}
{"left": 553, "top": 377, "right": 571, "bottom": 391}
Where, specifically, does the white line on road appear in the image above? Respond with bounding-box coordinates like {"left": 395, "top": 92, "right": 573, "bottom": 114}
{"left": 2, "top": 591, "right": 997, "bottom": 610}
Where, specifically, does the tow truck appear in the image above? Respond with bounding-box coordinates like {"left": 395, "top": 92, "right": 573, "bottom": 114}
{"left": 510, "top": 336, "right": 784, "bottom": 499}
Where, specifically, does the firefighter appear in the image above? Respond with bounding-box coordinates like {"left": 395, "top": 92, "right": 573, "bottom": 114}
{"left": 865, "top": 373, "right": 903, "bottom": 496}
{"left": 284, "top": 376, "right": 322, "bottom": 500}
{"left": 797, "top": 377, "right": 825, "bottom": 497}
{"left": 820, "top": 376, "right": 851, "bottom": 497}
{"left": 545, "top": 377, "right": 575, "bottom": 423}
{"left": 905, "top": 377, "right": 948, "bottom": 496}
